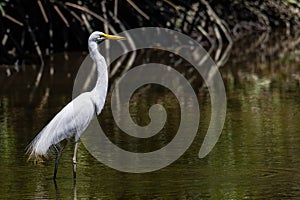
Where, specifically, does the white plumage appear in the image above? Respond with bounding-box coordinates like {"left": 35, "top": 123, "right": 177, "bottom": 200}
{"left": 27, "top": 92, "right": 96, "bottom": 160}
{"left": 26, "top": 31, "right": 125, "bottom": 179}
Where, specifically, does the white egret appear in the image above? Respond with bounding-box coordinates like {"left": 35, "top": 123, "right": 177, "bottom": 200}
{"left": 27, "top": 31, "right": 125, "bottom": 180}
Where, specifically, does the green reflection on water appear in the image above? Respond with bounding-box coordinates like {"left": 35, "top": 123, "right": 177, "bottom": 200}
{"left": 0, "top": 34, "right": 300, "bottom": 199}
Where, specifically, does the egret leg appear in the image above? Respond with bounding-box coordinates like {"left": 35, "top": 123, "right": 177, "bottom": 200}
{"left": 53, "top": 141, "right": 67, "bottom": 180}
{"left": 73, "top": 179, "right": 77, "bottom": 199}
{"left": 72, "top": 142, "right": 79, "bottom": 181}
{"left": 53, "top": 179, "right": 61, "bottom": 199}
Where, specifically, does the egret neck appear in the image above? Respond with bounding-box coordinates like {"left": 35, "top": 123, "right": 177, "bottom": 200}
{"left": 89, "top": 41, "right": 109, "bottom": 115}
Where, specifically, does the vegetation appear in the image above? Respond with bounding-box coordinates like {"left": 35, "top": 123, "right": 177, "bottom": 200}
{"left": 0, "top": 0, "right": 300, "bottom": 64}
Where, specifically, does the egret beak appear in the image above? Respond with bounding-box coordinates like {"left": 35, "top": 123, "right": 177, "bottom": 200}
{"left": 103, "top": 34, "right": 125, "bottom": 40}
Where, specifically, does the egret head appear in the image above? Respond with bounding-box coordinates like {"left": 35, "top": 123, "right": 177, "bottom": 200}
{"left": 89, "top": 31, "right": 125, "bottom": 44}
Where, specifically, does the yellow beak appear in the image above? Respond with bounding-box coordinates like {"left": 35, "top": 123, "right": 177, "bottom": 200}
{"left": 102, "top": 33, "right": 125, "bottom": 40}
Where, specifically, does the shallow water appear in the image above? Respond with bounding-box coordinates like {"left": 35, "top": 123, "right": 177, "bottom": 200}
{"left": 1, "top": 33, "right": 300, "bottom": 199}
